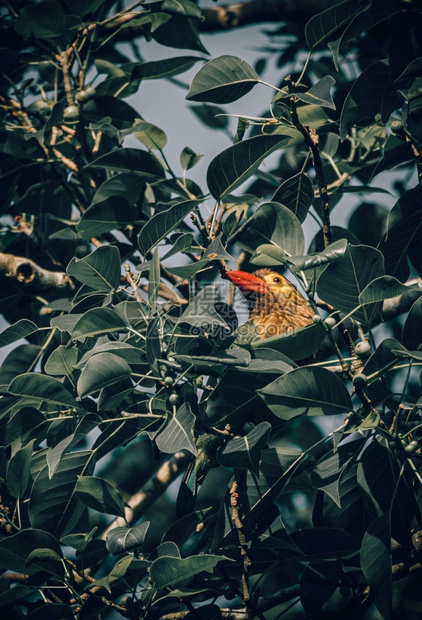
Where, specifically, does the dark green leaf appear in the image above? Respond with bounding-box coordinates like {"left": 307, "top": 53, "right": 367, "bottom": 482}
{"left": 72, "top": 308, "right": 127, "bottom": 339}
{"left": 150, "top": 554, "right": 228, "bottom": 588}
{"left": 272, "top": 172, "right": 314, "bottom": 223}
{"left": 0, "top": 319, "right": 38, "bottom": 348}
{"left": 340, "top": 61, "right": 389, "bottom": 141}
{"left": 0, "top": 529, "right": 62, "bottom": 574}
{"left": 186, "top": 55, "right": 259, "bottom": 103}
{"left": 67, "top": 246, "right": 121, "bottom": 292}
{"left": 360, "top": 513, "right": 392, "bottom": 619}
{"left": 180, "top": 146, "right": 203, "bottom": 171}
{"left": 106, "top": 523, "right": 150, "bottom": 555}
{"left": 248, "top": 321, "right": 326, "bottom": 362}
{"left": 15, "top": 1, "right": 66, "bottom": 40}
{"left": 86, "top": 147, "right": 164, "bottom": 177}
{"left": 258, "top": 367, "right": 352, "bottom": 420}
{"left": 359, "top": 276, "right": 412, "bottom": 306}
{"left": 316, "top": 244, "right": 384, "bottom": 324}
{"left": 292, "top": 76, "right": 336, "bottom": 110}
{"left": 207, "top": 135, "right": 291, "bottom": 200}
{"left": 217, "top": 422, "right": 271, "bottom": 476}
{"left": 75, "top": 476, "right": 126, "bottom": 517}
{"left": 238, "top": 201, "right": 304, "bottom": 256}
{"left": 377, "top": 183, "right": 422, "bottom": 281}
{"left": 127, "top": 55, "right": 203, "bottom": 80}
{"left": 44, "top": 345, "right": 80, "bottom": 377}
{"left": 77, "top": 196, "right": 135, "bottom": 238}
{"left": 402, "top": 296, "right": 422, "bottom": 350}
{"left": 156, "top": 402, "right": 197, "bottom": 455}
{"left": 8, "top": 373, "right": 78, "bottom": 407}
{"left": 6, "top": 439, "right": 36, "bottom": 499}
{"left": 138, "top": 199, "right": 201, "bottom": 256}
{"left": 77, "top": 353, "right": 132, "bottom": 398}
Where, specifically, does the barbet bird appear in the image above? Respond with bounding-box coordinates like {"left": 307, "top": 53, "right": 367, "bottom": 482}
{"left": 227, "top": 268, "right": 314, "bottom": 339}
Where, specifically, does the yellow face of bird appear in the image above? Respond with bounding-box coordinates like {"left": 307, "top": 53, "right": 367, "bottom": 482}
{"left": 255, "top": 270, "right": 298, "bottom": 301}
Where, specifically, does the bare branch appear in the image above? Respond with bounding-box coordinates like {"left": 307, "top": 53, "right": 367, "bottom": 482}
{"left": 101, "top": 451, "right": 191, "bottom": 540}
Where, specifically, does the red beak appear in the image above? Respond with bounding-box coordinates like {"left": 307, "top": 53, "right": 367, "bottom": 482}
{"left": 226, "top": 270, "right": 268, "bottom": 295}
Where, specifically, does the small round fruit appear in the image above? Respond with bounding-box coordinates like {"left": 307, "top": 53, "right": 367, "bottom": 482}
{"left": 353, "top": 373, "right": 368, "bottom": 389}
{"left": 164, "top": 376, "right": 174, "bottom": 387}
{"left": 405, "top": 440, "right": 420, "bottom": 454}
{"left": 312, "top": 314, "right": 322, "bottom": 323}
{"left": 63, "top": 105, "right": 80, "bottom": 121}
{"left": 324, "top": 316, "right": 337, "bottom": 329}
{"left": 355, "top": 341, "right": 371, "bottom": 356}
{"left": 169, "top": 393, "right": 180, "bottom": 406}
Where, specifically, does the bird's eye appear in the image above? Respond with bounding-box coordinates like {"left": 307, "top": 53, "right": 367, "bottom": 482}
{"left": 272, "top": 276, "right": 281, "bottom": 283}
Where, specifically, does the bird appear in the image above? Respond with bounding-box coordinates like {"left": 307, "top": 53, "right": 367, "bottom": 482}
{"left": 226, "top": 268, "right": 315, "bottom": 340}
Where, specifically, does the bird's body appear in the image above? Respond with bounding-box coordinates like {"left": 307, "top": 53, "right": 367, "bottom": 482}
{"left": 227, "top": 268, "right": 314, "bottom": 339}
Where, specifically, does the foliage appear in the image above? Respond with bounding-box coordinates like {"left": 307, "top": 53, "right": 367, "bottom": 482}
{"left": 0, "top": 0, "right": 422, "bottom": 618}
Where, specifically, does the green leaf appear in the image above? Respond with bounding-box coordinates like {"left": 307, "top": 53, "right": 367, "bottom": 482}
{"left": 46, "top": 415, "right": 100, "bottom": 479}
{"left": 207, "top": 135, "right": 291, "bottom": 200}
{"left": 133, "top": 120, "right": 167, "bottom": 150}
{"left": 292, "top": 76, "right": 336, "bottom": 110}
{"left": 248, "top": 321, "right": 326, "bottom": 363}
{"left": 186, "top": 55, "right": 259, "bottom": 103}
{"left": 152, "top": 13, "right": 208, "bottom": 54}
{"left": 360, "top": 513, "right": 392, "bottom": 619}
{"left": 0, "top": 319, "right": 38, "bottom": 347}
{"left": 272, "top": 172, "right": 314, "bottom": 224}
{"left": 86, "top": 147, "right": 164, "bottom": 178}
{"left": 150, "top": 554, "right": 228, "bottom": 588}
{"left": 156, "top": 402, "right": 197, "bottom": 456}
{"left": 238, "top": 201, "right": 304, "bottom": 256}
{"left": 6, "top": 439, "right": 36, "bottom": 499}
{"left": 180, "top": 146, "right": 203, "bottom": 171}
{"left": 161, "top": 0, "right": 202, "bottom": 19}
{"left": 138, "top": 199, "right": 201, "bottom": 256}
{"left": 316, "top": 244, "right": 385, "bottom": 324}
{"left": 92, "top": 172, "right": 146, "bottom": 206}
{"left": 75, "top": 476, "right": 126, "bottom": 517}
{"left": 106, "top": 523, "right": 150, "bottom": 555}
{"left": 161, "top": 232, "right": 195, "bottom": 261}
{"left": 126, "top": 55, "right": 203, "bottom": 80}
{"left": 77, "top": 196, "right": 136, "bottom": 238}
{"left": 77, "top": 353, "right": 132, "bottom": 398}
{"left": 179, "top": 285, "right": 228, "bottom": 328}
{"left": 72, "top": 308, "right": 127, "bottom": 340}
{"left": 258, "top": 367, "right": 352, "bottom": 420}
{"left": 340, "top": 61, "right": 389, "bottom": 141}
{"left": 359, "top": 276, "right": 411, "bottom": 306}
{"left": 25, "top": 548, "right": 65, "bottom": 579}
{"left": 15, "top": 1, "right": 66, "bottom": 40}
{"left": 67, "top": 246, "right": 121, "bottom": 292}
{"left": 8, "top": 373, "right": 78, "bottom": 407}
{"left": 217, "top": 422, "right": 271, "bottom": 476}
{"left": 44, "top": 345, "right": 80, "bottom": 377}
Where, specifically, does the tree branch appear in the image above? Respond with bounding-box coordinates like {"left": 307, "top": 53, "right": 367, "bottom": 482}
{"left": 0, "top": 253, "right": 75, "bottom": 296}
{"left": 102, "top": 0, "right": 339, "bottom": 40}
{"left": 101, "top": 451, "right": 191, "bottom": 540}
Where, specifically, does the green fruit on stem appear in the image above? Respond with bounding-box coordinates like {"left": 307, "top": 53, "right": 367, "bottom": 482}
{"left": 164, "top": 376, "right": 174, "bottom": 387}
{"left": 324, "top": 316, "right": 337, "bottom": 329}
{"left": 353, "top": 373, "right": 368, "bottom": 389}
{"left": 63, "top": 105, "right": 80, "bottom": 121}
{"left": 355, "top": 341, "right": 371, "bottom": 356}
{"left": 169, "top": 393, "right": 180, "bottom": 405}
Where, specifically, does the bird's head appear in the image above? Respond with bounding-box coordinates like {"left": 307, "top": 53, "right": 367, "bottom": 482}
{"left": 227, "top": 268, "right": 296, "bottom": 300}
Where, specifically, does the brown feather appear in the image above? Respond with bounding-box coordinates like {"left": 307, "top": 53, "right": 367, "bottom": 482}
{"left": 248, "top": 268, "right": 314, "bottom": 340}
